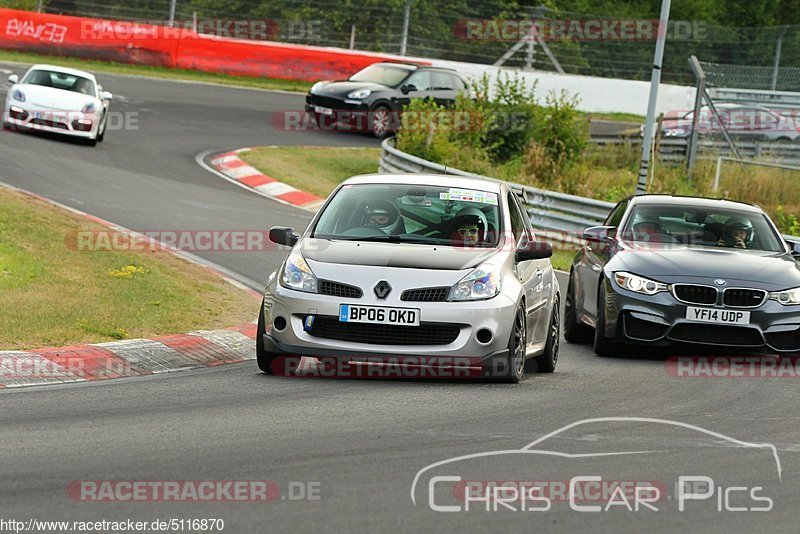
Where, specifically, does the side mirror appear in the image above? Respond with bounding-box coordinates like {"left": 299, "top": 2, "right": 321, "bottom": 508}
{"left": 583, "top": 225, "right": 616, "bottom": 243}
{"left": 515, "top": 241, "right": 553, "bottom": 262}
{"left": 8, "top": 74, "right": 18, "bottom": 84}
{"left": 100, "top": 91, "right": 113, "bottom": 100}
{"left": 785, "top": 235, "right": 800, "bottom": 258}
{"left": 269, "top": 226, "right": 300, "bottom": 247}
{"left": 401, "top": 84, "right": 417, "bottom": 95}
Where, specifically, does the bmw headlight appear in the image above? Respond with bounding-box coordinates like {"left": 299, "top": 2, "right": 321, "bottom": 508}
{"left": 11, "top": 89, "right": 25, "bottom": 102}
{"left": 614, "top": 272, "right": 668, "bottom": 295}
{"left": 280, "top": 251, "right": 318, "bottom": 293}
{"left": 451, "top": 264, "right": 501, "bottom": 301}
{"left": 346, "top": 89, "right": 371, "bottom": 100}
{"left": 81, "top": 102, "right": 97, "bottom": 114}
{"left": 310, "top": 81, "right": 324, "bottom": 93}
{"left": 769, "top": 286, "right": 800, "bottom": 305}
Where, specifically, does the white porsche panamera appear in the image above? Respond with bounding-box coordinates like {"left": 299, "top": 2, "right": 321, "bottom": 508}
{"left": 3, "top": 64, "right": 112, "bottom": 146}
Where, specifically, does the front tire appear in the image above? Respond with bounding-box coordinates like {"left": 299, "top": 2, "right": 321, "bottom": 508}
{"left": 564, "top": 271, "right": 592, "bottom": 343}
{"left": 485, "top": 304, "right": 526, "bottom": 383}
{"left": 370, "top": 105, "right": 393, "bottom": 139}
{"left": 97, "top": 113, "right": 106, "bottom": 142}
{"left": 536, "top": 296, "right": 561, "bottom": 373}
{"left": 593, "top": 282, "right": 623, "bottom": 357}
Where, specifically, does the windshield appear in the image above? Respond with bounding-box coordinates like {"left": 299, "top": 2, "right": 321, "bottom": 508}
{"left": 620, "top": 204, "right": 785, "bottom": 252}
{"left": 22, "top": 69, "right": 96, "bottom": 96}
{"left": 312, "top": 183, "right": 501, "bottom": 247}
{"left": 348, "top": 64, "right": 411, "bottom": 86}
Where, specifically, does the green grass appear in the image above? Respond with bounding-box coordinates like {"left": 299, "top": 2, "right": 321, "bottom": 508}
{"left": 581, "top": 111, "right": 645, "bottom": 124}
{"left": 0, "top": 49, "right": 311, "bottom": 93}
{"left": 550, "top": 249, "right": 576, "bottom": 272}
{"left": 0, "top": 187, "right": 257, "bottom": 349}
{"left": 239, "top": 146, "right": 382, "bottom": 198}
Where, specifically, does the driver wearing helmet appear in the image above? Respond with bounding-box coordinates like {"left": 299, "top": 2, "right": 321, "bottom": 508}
{"left": 363, "top": 200, "right": 403, "bottom": 235}
{"left": 451, "top": 207, "right": 487, "bottom": 245}
{"left": 718, "top": 217, "right": 754, "bottom": 249}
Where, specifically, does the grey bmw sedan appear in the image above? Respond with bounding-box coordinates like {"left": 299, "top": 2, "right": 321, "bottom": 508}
{"left": 566, "top": 195, "right": 800, "bottom": 356}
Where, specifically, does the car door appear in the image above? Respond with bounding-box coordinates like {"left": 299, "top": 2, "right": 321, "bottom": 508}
{"left": 429, "top": 71, "right": 459, "bottom": 107}
{"left": 516, "top": 194, "right": 554, "bottom": 343}
{"left": 578, "top": 199, "right": 628, "bottom": 323}
{"left": 507, "top": 192, "right": 546, "bottom": 346}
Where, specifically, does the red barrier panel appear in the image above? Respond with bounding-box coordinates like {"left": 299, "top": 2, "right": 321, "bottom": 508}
{"left": 0, "top": 8, "right": 428, "bottom": 81}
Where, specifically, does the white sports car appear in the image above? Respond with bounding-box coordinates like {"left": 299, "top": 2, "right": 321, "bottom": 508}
{"left": 3, "top": 64, "right": 112, "bottom": 146}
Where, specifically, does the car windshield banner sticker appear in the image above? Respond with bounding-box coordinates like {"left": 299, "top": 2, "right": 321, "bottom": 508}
{"left": 439, "top": 188, "right": 498, "bottom": 205}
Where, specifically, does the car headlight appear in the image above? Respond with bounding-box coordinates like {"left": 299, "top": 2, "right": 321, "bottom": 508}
{"left": 280, "top": 251, "right": 317, "bottom": 293}
{"left": 11, "top": 89, "right": 25, "bottom": 102}
{"left": 664, "top": 128, "right": 685, "bottom": 136}
{"left": 346, "top": 89, "right": 371, "bottom": 100}
{"left": 81, "top": 102, "right": 97, "bottom": 113}
{"left": 310, "top": 81, "right": 327, "bottom": 94}
{"left": 769, "top": 287, "right": 800, "bottom": 305}
{"left": 450, "top": 264, "right": 502, "bottom": 301}
{"left": 614, "top": 271, "right": 668, "bottom": 295}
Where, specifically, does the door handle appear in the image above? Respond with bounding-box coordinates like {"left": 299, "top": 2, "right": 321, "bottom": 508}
{"left": 592, "top": 264, "right": 602, "bottom": 273}
{"left": 535, "top": 267, "right": 543, "bottom": 278}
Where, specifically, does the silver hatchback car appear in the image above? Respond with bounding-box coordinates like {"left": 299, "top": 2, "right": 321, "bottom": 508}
{"left": 257, "top": 174, "right": 560, "bottom": 382}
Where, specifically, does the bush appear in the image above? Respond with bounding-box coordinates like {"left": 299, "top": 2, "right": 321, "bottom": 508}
{"left": 395, "top": 73, "right": 587, "bottom": 185}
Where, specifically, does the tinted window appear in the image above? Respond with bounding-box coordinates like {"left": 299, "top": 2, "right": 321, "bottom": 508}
{"left": 349, "top": 64, "right": 411, "bottom": 86}
{"left": 431, "top": 72, "right": 455, "bottom": 91}
{"left": 23, "top": 69, "right": 95, "bottom": 95}
{"left": 313, "top": 183, "right": 501, "bottom": 247}
{"left": 605, "top": 200, "right": 629, "bottom": 228}
{"left": 507, "top": 193, "right": 529, "bottom": 246}
{"left": 621, "top": 204, "right": 784, "bottom": 252}
{"left": 405, "top": 71, "right": 432, "bottom": 91}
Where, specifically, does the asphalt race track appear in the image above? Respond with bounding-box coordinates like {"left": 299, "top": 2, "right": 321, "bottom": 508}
{"left": 1, "top": 63, "right": 799, "bottom": 533}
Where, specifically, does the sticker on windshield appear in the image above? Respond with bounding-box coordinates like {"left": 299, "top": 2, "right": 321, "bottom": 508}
{"left": 439, "top": 188, "right": 498, "bottom": 205}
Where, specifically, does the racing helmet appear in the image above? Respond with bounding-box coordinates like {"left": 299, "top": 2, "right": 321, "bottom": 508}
{"left": 723, "top": 217, "right": 754, "bottom": 245}
{"left": 364, "top": 200, "right": 402, "bottom": 234}
{"left": 452, "top": 207, "right": 488, "bottom": 242}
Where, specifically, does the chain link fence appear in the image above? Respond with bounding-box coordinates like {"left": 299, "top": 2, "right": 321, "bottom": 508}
{"left": 19, "top": 0, "right": 800, "bottom": 87}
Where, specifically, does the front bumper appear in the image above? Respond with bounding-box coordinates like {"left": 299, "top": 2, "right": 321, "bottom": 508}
{"left": 262, "top": 274, "right": 518, "bottom": 362}
{"left": 3, "top": 106, "right": 98, "bottom": 138}
{"left": 603, "top": 281, "right": 800, "bottom": 353}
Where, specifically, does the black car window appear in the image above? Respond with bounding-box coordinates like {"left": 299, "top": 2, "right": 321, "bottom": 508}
{"left": 405, "top": 71, "right": 432, "bottom": 91}
{"left": 604, "top": 199, "right": 629, "bottom": 228}
{"left": 507, "top": 192, "right": 529, "bottom": 248}
{"left": 431, "top": 72, "right": 455, "bottom": 91}
{"left": 450, "top": 74, "right": 468, "bottom": 91}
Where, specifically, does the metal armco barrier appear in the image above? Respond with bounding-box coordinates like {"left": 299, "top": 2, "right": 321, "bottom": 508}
{"left": 379, "top": 138, "right": 615, "bottom": 238}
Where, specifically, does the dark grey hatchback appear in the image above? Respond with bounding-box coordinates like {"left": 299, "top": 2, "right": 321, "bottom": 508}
{"left": 565, "top": 195, "right": 800, "bottom": 356}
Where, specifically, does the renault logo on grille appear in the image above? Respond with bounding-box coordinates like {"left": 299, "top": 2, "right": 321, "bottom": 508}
{"left": 374, "top": 281, "right": 392, "bottom": 299}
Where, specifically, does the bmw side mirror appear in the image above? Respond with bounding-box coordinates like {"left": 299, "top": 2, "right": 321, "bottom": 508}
{"left": 269, "top": 227, "right": 300, "bottom": 247}
{"left": 785, "top": 235, "right": 800, "bottom": 259}
{"left": 100, "top": 91, "right": 113, "bottom": 100}
{"left": 583, "top": 225, "right": 616, "bottom": 242}
{"left": 515, "top": 241, "right": 553, "bottom": 262}
{"left": 8, "top": 74, "right": 18, "bottom": 84}
{"left": 401, "top": 84, "right": 417, "bottom": 95}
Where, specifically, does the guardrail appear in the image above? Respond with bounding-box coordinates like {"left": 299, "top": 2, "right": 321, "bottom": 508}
{"left": 589, "top": 136, "right": 800, "bottom": 165}
{"left": 379, "top": 138, "right": 614, "bottom": 238}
